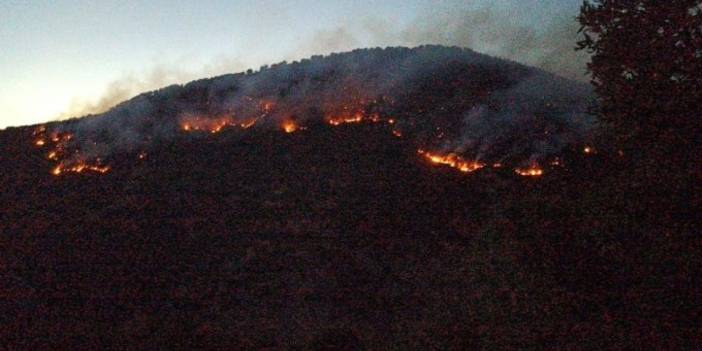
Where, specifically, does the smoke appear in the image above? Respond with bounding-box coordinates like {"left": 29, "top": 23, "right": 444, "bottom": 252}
{"left": 400, "top": 7, "right": 589, "bottom": 81}
{"left": 47, "top": 46, "right": 592, "bottom": 172}
{"left": 291, "top": 6, "right": 589, "bottom": 82}
{"left": 59, "top": 4, "right": 588, "bottom": 124}
{"left": 450, "top": 74, "right": 594, "bottom": 164}
{"left": 57, "top": 57, "right": 249, "bottom": 120}
{"left": 298, "top": 27, "right": 361, "bottom": 58}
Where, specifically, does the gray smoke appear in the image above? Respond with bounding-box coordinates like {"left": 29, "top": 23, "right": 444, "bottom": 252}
{"left": 60, "top": 4, "right": 588, "bottom": 124}
{"left": 449, "top": 74, "right": 593, "bottom": 164}
{"left": 51, "top": 46, "right": 593, "bottom": 168}
{"left": 291, "top": 6, "right": 589, "bottom": 82}
{"left": 57, "top": 57, "right": 249, "bottom": 121}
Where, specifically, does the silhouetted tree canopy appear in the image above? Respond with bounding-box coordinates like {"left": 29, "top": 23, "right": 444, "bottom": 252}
{"left": 578, "top": 1, "right": 702, "bottom": 163}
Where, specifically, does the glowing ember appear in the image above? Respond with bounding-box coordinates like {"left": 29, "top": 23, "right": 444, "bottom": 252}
{"left": 328, "top": 113, "right": 364, "bottom": 126}
{"left": 33, "top": 126, "right": 46, "bottom": 136}
{"left": 514, "top": 166, "right": 544, "bottom": 177}
{"left": 282, "top": 120, "right": 298, "bottom": 133}
{"left": 33, "top": 106, "right": 567, "bottom": 182}
{"left": 180, "top": 116, "right": 236, "bottom": 134}
{"left": 32, "top": 125, "right": 111, "bottom": 177}
{"left": 262, "top": 101, "right": 274, "bottom": 112}
{"left": 52, "top": 162, "right": 111, "bottom": 176}
{"left": 418, "top": 150, "right": 484, "bottom": 173}
{"left": 240, "top": 119, "right": 257, "bottom": 129}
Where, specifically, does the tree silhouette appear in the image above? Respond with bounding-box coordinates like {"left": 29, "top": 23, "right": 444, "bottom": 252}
{"left": 577, "top": 1, "right": 702, "bottom": 164}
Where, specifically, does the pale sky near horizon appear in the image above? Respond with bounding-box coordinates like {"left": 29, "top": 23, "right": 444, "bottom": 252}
{"left": 0, "top": 0, "right": 584, "bottom": 129}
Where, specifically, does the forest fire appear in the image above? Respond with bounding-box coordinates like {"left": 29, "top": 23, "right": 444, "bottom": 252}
{"left": 30, "top": 113, "right": 577, "bottom": 180}
{"left": 282, "top": 120, "right": 298, "bottom": 133}
{"left": 514, "top": 165, "right": 544, "bottom": 177}
{"left": 31, "top": 101, "right": 580, "bottom": 181}
{"left": 327, "top": 113, "right": 364, "bottom": 126}
{"left": 418, "top": 150, "right": 485, "bottom": 173}
{"left": 52, "top": 162, "right": 111, "bottom": 176}
{"left": 180, "top": 116, "right": 236, "bottom": 134}
{"left": 33, "top": 126, "right": 111, "bottom": 177}
{"left": 240, "top": 119, "right": 257, "bottom": 129}
{"left": 326, "top": 110, "right": 399, "bottom": 131}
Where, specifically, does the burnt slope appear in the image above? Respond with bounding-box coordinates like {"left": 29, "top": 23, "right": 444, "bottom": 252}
{"left": 2, "top": 119, "right": 700, "bottom": 350}
{"left": 45, "top": 45, "right": 593, "bottom": 171}
{"left": 0, "top": 45, "right": 699, "bottom": 349}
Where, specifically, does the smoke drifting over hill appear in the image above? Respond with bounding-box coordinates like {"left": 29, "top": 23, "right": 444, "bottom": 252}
{"left": 58, "top": 58, "right": 250, "bottom": 121}
{"left": 44, "top": 46, "right": 592, "bottom": 174}
{"left": 58, "top": 4, "right": 587, "bottom": 122}
{"left": 294, "top": 6, "right": 589, "bottom": 82}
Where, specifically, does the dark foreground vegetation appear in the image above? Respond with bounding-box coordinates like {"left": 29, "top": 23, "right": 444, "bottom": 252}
{"left": 1, "top": 120, "right": 699, "bottom": 349}
{"left": 1, "top": 1, "right": 701, "bottom": 349}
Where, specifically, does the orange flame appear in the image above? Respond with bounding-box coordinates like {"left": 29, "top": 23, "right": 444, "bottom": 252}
{"left": 514, "top": 165, "right": 544, "bottom": 177}
{"left": 328, "top": 112, "right": 364, "bottom": 126}
{"left": 261, "top": 101, "right": 274, "bottom": 113}
{"left": 32, "top": 125, "right": 111, "bottom": 177}
{"left": 418, "top": 150, "right": 485, "bottom": 173}
{"left": 33, "top": 126, "right": 46, "bottom": 136}
{"left": 282, "top": 120, "right": 298, "bottom": 133}
{"left": 180, "top": 116, "right": 236, "bottom": 134}
{"left": 240, "top": 119, "right": 257, "bottom": 129}
{"left": 52, "top": 162, "right": 111, "bottom": 176}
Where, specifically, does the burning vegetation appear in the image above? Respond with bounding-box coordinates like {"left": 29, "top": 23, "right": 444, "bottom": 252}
{"left": 418, "top": 149, "right": 485, "bottom": 173}
{"left": 33, "top": 126, "right": 111, "bottom": 176}
{"left": 32, "top": 46, "right": 593, "bottom": 179}
{"left": 514, "top": 165, "right": 544, "bottom": 177}
{"left": 281, "top": 120, "right": 299, "bottom": 133}
{"left": 33, "top": 105, "right": 582, "bottom": 178}
{"left": 181, "top": 116, "right": 236, "bottom": 133}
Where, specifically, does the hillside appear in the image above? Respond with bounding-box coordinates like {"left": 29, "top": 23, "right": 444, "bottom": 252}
{"left": 18, "top": 45, "right": 593, "bottom": 179}
{"left": 1, "top": 46, "right": 699, "bottom": 349}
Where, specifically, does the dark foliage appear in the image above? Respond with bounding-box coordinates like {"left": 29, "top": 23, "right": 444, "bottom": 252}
{"left": 578, "top": 0, "right": 702, "bottom": 164}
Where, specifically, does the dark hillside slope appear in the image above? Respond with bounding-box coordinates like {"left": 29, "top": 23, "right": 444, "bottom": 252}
{"left": 1, "top": 46, "right": 699, "bottom": 349}
{"left": 41, "top": 45, "right": 593, "bottom": 175}
{"left": 2, "top": 121, "right": 700, "bottom": 349}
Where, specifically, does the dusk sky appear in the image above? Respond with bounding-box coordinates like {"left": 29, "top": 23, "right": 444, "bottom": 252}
{"left": 0, "top": 0, "right": 585, "bottom": 129}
